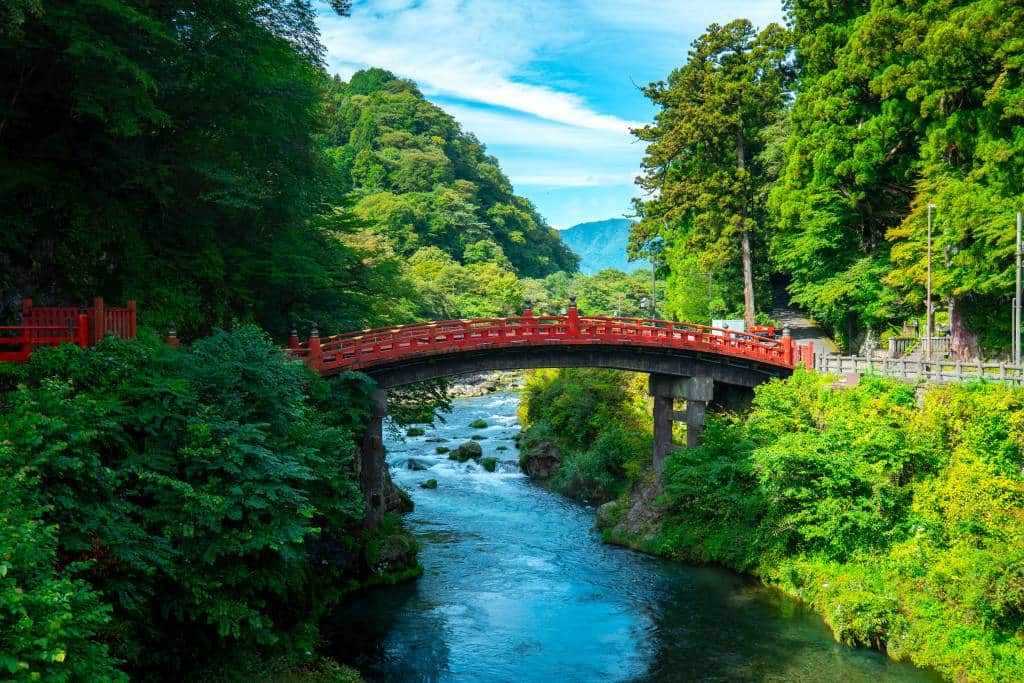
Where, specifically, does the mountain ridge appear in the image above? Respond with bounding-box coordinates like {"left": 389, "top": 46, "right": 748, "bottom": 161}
{"left": 558, "top": 218, "right": 639, "bottom": 275}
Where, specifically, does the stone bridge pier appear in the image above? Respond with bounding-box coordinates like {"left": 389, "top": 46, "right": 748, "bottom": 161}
{"left": 649, "top": 374, "right": 753, "bottom": 470}
{"left": 359, "top": 387, "right": 389, "bottom": 529}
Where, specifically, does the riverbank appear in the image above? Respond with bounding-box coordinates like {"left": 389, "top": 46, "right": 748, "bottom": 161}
{"left": 518, "top": 368, "right": 1024, "bottom": 682}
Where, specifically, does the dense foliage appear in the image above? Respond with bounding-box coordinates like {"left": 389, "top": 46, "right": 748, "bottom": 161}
{"left": 0, "top": 331, "right": 390, "bottom": 680}
{"left": 637, "top": 1, "right": 1024, "bottom": 354}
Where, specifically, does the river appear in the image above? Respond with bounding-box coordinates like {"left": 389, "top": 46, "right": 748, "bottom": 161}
{"left": 325, "top": 390, "right": 937, "bottom": 682}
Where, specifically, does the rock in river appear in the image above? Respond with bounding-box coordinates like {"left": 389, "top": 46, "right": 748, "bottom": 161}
{"left": 449, "top": 441, "right": 483, "bottom": 462}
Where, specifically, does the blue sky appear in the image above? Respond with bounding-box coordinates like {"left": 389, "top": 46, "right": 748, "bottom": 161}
{"left": 317, "top": 1, "right": 783, "bottom": 228}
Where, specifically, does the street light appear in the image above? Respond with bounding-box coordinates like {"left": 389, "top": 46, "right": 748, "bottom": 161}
{"left": 926, "top": 204, "right": 936, "bottom": 362}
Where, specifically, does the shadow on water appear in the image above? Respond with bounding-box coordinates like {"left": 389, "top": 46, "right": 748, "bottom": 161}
{"left": 323, "top": 391, "right": 939, "bottom": 683}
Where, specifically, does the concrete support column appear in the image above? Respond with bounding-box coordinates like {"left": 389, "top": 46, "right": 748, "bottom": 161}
{"left": 359, "top": 388, "right": 388, "bottom": 529}
{"left": 651, "top": 390, "right": 675, "bottom": 471}
{"left": 649, "top": 374, "right": 684, "bottom": 471}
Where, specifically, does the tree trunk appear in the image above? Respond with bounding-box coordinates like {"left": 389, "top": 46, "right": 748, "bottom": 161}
{"left": 740, "top": 228, "right": 755, "bottom": 329}
{"left": 948, "top": 295, "right": 979, "bottom": 361}
{"left": 736, "top": 132, "right": 755, "bottom": 328}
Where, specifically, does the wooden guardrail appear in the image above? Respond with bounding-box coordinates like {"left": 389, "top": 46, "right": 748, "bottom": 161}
{"left": 886, "top": 336, "right": 951, "bottom": 358}
{"left": 813, "top": 353, "right": 1024, "bottom": 386}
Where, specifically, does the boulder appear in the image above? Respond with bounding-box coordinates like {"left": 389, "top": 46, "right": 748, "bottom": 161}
{"left": 449, "top": 441, "right": 483, "bottom": 462}
{"left": 406, "top": 427, "right": 425, "bottom": 437}
{"left": 481, "top": 457, "right": 498, "bottom": 472}
{"left": 596, "top": 500, "right": 621, "bottom": 530}
{"left": 518, "top": 439, "right": 561, "bottom": 479}
{"left": 407, "top": 459, "right": 429, "bottom": 471}
{"left": 367, "top": 529, "right": 418, "bottom": 576}
{"left": 469, "top": 418, "right": 488, "bottom": 429}
{"left": 419, "top": 479, "right": 438, "bottom": 489}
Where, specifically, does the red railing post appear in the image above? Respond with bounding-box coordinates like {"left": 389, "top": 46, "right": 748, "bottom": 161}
{"left": 21, "top": 298, "right": 32, "bottom": 322}
{"left": 76, "top": 309, "right": 90, "bottom": 349}
{"left": 288, "top": 324, "right": 300, "bottom": 350}
{"left": 307, "top": 324, "right": 321, "bottom": 367}
{"left": 93, "top": 297, "right": 105, "bottom": 345}
{"left": 127, "top": 300, "right": 137, "bottom": 338}
{"left": 567, "top": 296, "right": 579, "bottom": 337}
{"left": 781, "top": 327, "right": 794, "bottom": 367}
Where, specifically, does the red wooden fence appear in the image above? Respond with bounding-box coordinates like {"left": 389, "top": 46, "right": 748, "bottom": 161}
{"left": 0, "top": 298, "right": 137, "bottom": 362}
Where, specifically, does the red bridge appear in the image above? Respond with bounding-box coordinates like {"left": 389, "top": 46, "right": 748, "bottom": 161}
{"left": 286, "top": 301, "right": 811, "bottom": 381}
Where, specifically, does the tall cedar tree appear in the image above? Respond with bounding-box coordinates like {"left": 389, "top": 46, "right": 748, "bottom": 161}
{"left": 633, "top": 20, "right": 792, "bottom": 327}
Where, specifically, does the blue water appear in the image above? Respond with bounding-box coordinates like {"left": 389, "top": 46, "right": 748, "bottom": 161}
{"left": 325, "top": 391, "right": 937, "bottom": 682}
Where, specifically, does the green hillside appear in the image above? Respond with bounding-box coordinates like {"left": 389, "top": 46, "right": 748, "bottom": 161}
{"left": 323, "top": 69, "right": 579, "bottom": 280}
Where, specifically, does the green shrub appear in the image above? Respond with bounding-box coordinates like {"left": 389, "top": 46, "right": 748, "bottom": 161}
{"left": 0, "top": 329, "right": 374, "bottom": 679}
{"left": 481, "top": 457, "right": 497, "bottom": 472}
{"left": 469, "top": 418, "right": 488, "bottom": 429}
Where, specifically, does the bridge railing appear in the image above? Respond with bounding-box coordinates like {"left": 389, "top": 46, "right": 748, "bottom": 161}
{"left": 286, "top": 308, "right": 799, "bottom": 375}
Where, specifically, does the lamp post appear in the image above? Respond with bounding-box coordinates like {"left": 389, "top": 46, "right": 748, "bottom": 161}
{"left": 1015, "top": 211, "right": 1022, "bottom": 365}
{"left": 926, "top": 204, "right": 936, "bottom": 362}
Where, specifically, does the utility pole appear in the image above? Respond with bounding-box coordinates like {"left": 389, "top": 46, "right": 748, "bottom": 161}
{"left": 926, "top": 204, "right": 935, "bottom": 362}
{"left": 1015, "top": 211, "right": 1022, "bottom": 364}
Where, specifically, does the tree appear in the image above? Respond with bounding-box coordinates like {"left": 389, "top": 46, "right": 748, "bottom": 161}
{"left": 634, "top": 20, "right": 792, "bottom": 327}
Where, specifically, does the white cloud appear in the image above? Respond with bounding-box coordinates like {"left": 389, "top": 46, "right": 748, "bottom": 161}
{"left": 438, "top": 103, "right": 638, "bottom": 151}
{"left": 511, "top": 172, "right": 638, "bottom": 187}
{"left": 318, "top": 0, "right": 643, "bottom": 132}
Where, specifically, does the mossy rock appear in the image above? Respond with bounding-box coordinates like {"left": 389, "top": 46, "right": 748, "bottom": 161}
{"left": 406, "top": 427, "right": 425, "bottom": 437}
{"left": 449, "top": 441, "right": 483, "bottom": 462}
{"left": 435, "top": 446, "right": 450, "bottom": 454}
{"left": 470, "top": 434, "right": 485, "bottom": 441}
{"left": 425, "top": 437, "right": 448, "bottom": 443}
{"left": 419, "top": 479, "right": 438, "bottom": 489}
{"left": 481, "top": 457, "right": 498, "bottom": 472}
{"left": 469, "top": 418, "right": 488, "bottom": 429}
{"left": 495, "top": 445, "right": 509, "bottom": 451}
